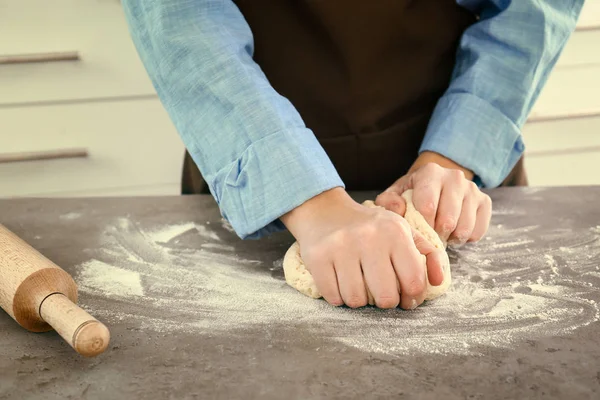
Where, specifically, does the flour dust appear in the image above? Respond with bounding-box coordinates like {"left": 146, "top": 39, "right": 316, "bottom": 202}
{"left": 75, "top": 208, "right": 600, "bottom": 356}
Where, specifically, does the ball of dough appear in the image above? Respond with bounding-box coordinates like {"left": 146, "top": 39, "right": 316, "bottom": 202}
{"left": 282, "top": 189, "right": 451, "bottom": 306}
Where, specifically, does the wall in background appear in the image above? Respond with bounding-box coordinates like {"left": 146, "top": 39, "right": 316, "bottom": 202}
{"left": 1, "top": 1, "right": 598, "bottom": 198}
{"left": 0, "top": 0, "right": 184, "bottom": 198}
{"left": 523, "top": 1, "right": 600, "bottom": 186}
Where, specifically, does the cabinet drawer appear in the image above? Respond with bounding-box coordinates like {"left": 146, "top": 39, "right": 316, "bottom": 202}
{"left": 522, "top": 116, "right": 600, "bottom": 187}
{"left": 531, "top": 65, "right": 600, "bottom": 118}
{"left": 0, "top": 0, "right": 155, "bottom": 105}
{"left": 525, "top": 152, "right": 600, "bottom": 187}
{"left": 0, "top": 99, "right": 185, "bottom": 197}
{"left": 523, "top": 115, "right": 600, "bottom": 154}
{"left": 578, "top": 1, "right": 600, "bottom": 29}
{"left": 556, "top": 29, "right": 600, "bottom": 67}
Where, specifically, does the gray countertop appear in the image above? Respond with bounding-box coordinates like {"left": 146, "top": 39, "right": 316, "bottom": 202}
{"left": 1, "top": 187, "right": 599, "bottom": 399}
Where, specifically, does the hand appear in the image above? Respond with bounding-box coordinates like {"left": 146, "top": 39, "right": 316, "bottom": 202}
{"left": 375, "top": 152, "right": 492, "bottom": 245}
{"left": 280, "top": 188, "right": 447, "bottom": 309}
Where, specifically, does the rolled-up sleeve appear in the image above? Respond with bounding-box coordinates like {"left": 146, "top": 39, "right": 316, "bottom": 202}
{"left": 420, "top": 0, "right": 584, "bottom": 187}
{"left": 122, "top": 0, "right": 343, "bottom": 239}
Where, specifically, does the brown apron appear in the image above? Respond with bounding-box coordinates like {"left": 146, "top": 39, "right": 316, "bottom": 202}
{"left": 182, "top": 0, "right": 527, "bottom": 195}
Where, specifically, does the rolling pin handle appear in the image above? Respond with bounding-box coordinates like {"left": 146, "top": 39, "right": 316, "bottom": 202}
{"left": 39, "top": 293, "right": 110, "bottom": 357}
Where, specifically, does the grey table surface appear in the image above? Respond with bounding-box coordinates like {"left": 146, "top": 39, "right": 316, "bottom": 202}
{"left": 0, "top": 187, "right": 599, "bottom": 400}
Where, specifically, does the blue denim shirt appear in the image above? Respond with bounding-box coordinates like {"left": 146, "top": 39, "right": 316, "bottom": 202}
{"left": 122, "top": 0, "right": 583, "bottom": 239}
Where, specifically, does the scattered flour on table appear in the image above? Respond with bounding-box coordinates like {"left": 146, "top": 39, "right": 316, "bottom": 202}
{"left": 60, "top": 212, "right": 82, "bottom": 221}
{"left": 78, "top": 259, "right": 144, "bottom": 297}
{"left": 545, "top": 254, "right": 560, "bottom": 275}
{"left": 75, "top": 212, "right": 600, "bottom": 356}
{"left": 148, "top": 222, "right": 196, "bottom": 243}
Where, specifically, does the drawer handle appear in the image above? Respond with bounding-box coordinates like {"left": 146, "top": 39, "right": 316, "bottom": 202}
{"left": 0, "top": 51, "right": 80, "bottom": 65}
{"left": 529, "top": 109, "right": 600, "bottom": 123}
{"left": 0, "top": 148, "right": 88, "bottom": 164}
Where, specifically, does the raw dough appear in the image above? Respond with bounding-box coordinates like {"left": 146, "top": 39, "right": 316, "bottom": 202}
{"left": 282, "top": 189, "right": 451, "bottom": 305}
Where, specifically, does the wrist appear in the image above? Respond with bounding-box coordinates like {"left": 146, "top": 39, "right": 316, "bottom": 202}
{"left": 410, "top": 151, "right": 474, "bottom": 180}
{"left": 281, "top": 187, "right": 354, "bottom": 239}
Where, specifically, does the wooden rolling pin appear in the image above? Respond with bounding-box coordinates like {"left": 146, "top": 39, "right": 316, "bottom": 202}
{"left": 0, "top": 224, "right": 110, "bottom": 357}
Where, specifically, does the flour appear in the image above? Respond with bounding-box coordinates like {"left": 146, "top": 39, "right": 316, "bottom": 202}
{"left": 60, "top": 212, "right": 82, "bottom": 221}
{"left": 195, "top": 225, "right": 221, "bottom": 241}
{"left": 74, "top": 209, "right": 600, "bottom": 356}
{"left": 221, "top": 219, "right": 235, "bottom": 233}
{"left": 149, "top": 223, "right": 196, "bottom": 243}
{"left": 545, "top": 254, "right": 560, "bottom": 275}
{"left": 78, "top": 259, "right": 144, "bottom": 297}
{"left": 201, "top": 243, "right": 235, "bottom": 251}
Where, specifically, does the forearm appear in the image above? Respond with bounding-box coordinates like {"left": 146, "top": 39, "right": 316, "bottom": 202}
{"left": 122, "top": 0, "right": 343, "bottom": 239}
{"left": 421, "top": 0, "right": 584, "bottom": 188}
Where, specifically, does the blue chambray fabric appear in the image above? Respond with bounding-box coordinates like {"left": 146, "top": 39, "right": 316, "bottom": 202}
{"left": 122, "top": 0, "right": 583, "bottom": 239}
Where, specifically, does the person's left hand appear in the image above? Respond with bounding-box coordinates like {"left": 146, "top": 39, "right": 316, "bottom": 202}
{"left": 375, "top": 151, "right": 492, "bottom": 246}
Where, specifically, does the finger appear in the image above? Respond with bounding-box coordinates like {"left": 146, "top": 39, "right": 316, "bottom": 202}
{"left": 389, "top": 225, "right": 428, "bottom": 310}
{"left": 307, "top": 260, "right": 344, "bottom": 306}
{"left": 435, "top": 176, "right": 466, "bottom": 241}
{"left": 361, "top": 254, "right": 400, "bottom": 309}
{"left": 448, "top": 192, "right": 478, "bottom": 247}
{"left": 410, "top": 166, "right": 443, "bottom": 227}
{"left": 365, "top": 276, "right": 375, "bottom": 306}
{"left": 334, "top": 257, "right": 368, "bottom": 308}
{"left": 411, "top": 228, "right": 445, "bottom": 286}
{"left": 470, "top": 193, "right": 492, "bottom": 242}
{"left": 375, "top": 190, "right": 407, "bottom": 216}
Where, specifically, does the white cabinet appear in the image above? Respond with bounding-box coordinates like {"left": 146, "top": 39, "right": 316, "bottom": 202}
{"left": 0, "top": 99, "right": 185, "bottom": 197}
{"left": 523, "top": 2, "right": 600, "bottom": 187}
{"left": 1, "top": 0, "right": 598, "bottom": 196}
{"left": 531, "top": 66, "right": 600, "bottom": 118}
{"left": 1, "top": 0, "right": 185, "bottom": 198}
{"left": 556, "top": 29, "right": 600, "bottom": 67}
{"left": 578, "top": 1, "right": 600, "bottom": 29}
{"left": 0, "top": 0, "right": 156, "bottom": 105}
{"left": 523, "top": 116, "right": 600, "bottom": 186}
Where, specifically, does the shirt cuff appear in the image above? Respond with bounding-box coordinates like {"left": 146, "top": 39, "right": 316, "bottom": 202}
{"left": 208, "top": 128, "right": 344, "bottom": 239}
{"left": 419, "top": 93, "right": 525, "bottom": 188}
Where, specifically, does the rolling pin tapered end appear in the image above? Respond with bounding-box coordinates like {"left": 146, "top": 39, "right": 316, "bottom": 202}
{"left": 40, "top": 294, "right": 110, "bottom": 357}
{"left": 73, "top": 320, "right": 111, "bottom": 357}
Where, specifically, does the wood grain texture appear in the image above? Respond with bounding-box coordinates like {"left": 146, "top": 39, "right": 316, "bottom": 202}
{"left": 40, "top": 294, "right": 110, "bottom": 357}
{"left": 0, "top": 224, "right": 77, "bottom": 330}
{"left": 0, "top": 224, "right": 109, "bottom": 357}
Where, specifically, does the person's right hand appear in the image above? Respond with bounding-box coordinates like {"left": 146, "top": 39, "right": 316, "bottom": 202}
{"left": 280, "top": 188, "right": 447, "bottom": 309}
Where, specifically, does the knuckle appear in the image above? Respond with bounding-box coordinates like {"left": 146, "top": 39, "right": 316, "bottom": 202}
{"left": 482, "top": 193, "right": 492, "bottom": 207}
{"left": 302, "top": 245, "right": 326, "bottom": 265}
{"left": 344, "top": 294, "right": 367, "bottom": 309}
{"left": 439, "top": 215, "right": 457, "bottom": 232}
{"left": 454, "top": 228, "right": 471, "bottom": 241}
{"left": 375, "top": 294, "right": 399, "bottom": 309}
{"left": 424, "top": 162, "right": 442, "bottom": 173}
{"left": 381, "top": 216, "right": 410, "bottom": 238}
{"left": 402, "top": 279, "right": 426, "bottom": 298}
{"left": 467, "top": 181, "right": 479, "bottom": 193}
{"left": 394, "top": 217, "right": 412, "bottom": 236}
{"left": 451, "top": 169, "right": 465, "bottom": 181}
{"left": 413, "top": 173, "right": 433, "bottom": 187}
{"left": 326, "top": 296, "right": 344, "bottom": 307}
{"left": 358, "top": 224, "right": 378, "bottom": 242}
{"left": 419, "top": 201, "right": 437, "bottom": 218}
{"left": 322, "top": 230, "right": 349, "bottom": 253}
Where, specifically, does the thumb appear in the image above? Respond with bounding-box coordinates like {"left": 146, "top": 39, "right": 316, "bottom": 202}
{"left": 375, "top": 190, "right": 407, "bottom": 217}
{"left": 411, "top": 228, "right": 445, "bottom": 286}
